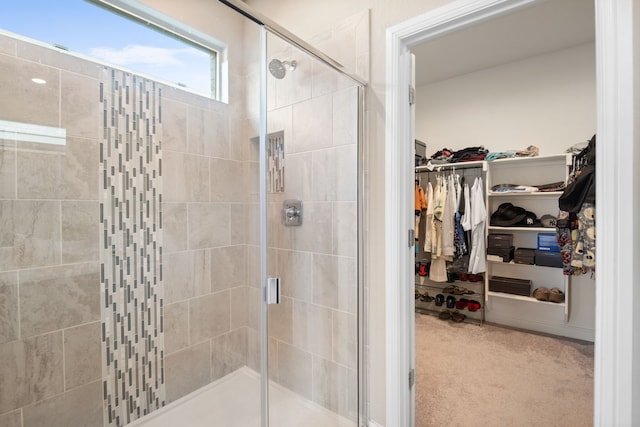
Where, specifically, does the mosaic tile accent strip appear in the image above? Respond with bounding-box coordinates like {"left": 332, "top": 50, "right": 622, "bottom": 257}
{"left": 268, "top": 131, "right": 284, "bottom": 193}
{"left": 100, "top": 67, "right": 165, "bottom": 426}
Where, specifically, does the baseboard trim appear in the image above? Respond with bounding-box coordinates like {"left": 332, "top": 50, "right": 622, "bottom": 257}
{"left": 486, "top": 314, "right": 595, "bottom": 342}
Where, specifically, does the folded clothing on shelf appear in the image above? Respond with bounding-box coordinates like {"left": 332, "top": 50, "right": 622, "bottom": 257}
{"left": 491, "top": 184, "right": 539, "bottom": 193}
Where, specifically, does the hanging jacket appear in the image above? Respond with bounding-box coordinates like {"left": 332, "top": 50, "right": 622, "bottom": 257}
{"left": 415, "top": 181, "right": 427, "bottom": 213}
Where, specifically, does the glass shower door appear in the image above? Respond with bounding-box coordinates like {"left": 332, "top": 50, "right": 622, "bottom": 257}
{"left": 262, "top": 29, "right": 360, "bottom": 426}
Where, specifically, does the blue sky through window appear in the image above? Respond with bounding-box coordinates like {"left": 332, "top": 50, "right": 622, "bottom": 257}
{"left": 0, "top": 0, "right": 213, "bottom": 96}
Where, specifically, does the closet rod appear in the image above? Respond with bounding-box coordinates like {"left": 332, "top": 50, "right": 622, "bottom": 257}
{"left": 415, "top": 160, "right": 487, "bottom": 173}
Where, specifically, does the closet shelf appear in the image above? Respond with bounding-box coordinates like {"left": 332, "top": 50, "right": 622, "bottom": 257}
{"left": 415, "top": 306, "right": 483, "bottom": 326}
{"left": 487, "top": 260, "right": 563, "bottom": 270}
{"left": 487, "top": 154, "right": 572, "bottom": 167}
{"left": 487, "top": 291, "right": 566, "bottom": 306}
{"left": 488, "top": 191, "right": 564, "bottom": 197}
{"left": 488, "top": 226, "right": 554, "bottom": 232}
{"left": 416, "top": 283, "right": 484, "bottom": 299}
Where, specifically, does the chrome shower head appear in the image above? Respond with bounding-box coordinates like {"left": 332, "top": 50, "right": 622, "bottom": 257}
{"left": 268, "top": 59, "right": 297, "bottom": 79}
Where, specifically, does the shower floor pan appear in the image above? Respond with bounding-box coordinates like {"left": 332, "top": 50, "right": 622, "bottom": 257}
{"left": 128, "top": 367, "right": 355, "bottom": 427}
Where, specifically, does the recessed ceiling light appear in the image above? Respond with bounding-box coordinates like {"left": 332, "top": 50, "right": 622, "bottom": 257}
{"left": 31, "top": 78, "right": 47, "bottom": 84}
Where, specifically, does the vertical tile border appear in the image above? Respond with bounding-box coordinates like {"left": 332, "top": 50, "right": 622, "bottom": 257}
{"left": 99, "top": 67, "right": 165, "bottom": 426}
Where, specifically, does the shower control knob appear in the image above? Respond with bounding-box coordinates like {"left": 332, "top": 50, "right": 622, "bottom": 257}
{"left": 281, "top": 199, "right": 303, "bottom": 226}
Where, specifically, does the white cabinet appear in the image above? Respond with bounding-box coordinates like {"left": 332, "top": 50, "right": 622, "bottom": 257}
{"left": 484, "top": 155, "right": 577, "bottom": 334}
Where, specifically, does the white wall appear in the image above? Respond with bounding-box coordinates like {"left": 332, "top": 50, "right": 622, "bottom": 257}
{"left": 415, "top": 42, "right": 596, "bottom": 155}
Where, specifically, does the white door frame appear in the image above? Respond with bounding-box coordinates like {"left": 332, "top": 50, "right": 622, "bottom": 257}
{"left": 384, "top": 0, "right": 638, "bottom": 425}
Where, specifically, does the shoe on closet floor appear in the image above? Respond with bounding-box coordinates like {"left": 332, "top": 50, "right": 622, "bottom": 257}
{"left": 467, "top": 300, "right": 481, "bottom": 312}
{"left": 453, "top": 286, "right": 474, "bottom": 295}
{"left": 442, "top": 285, "right": 456, "bottom": 294}
{"left": 435, "top": 294, "right": 445, "bottom": 306}
{"left": 420, "top": 292, "right": 434, "bottom": 302}
{"left": 455, "top": 298, "right": 469, "bottom": 309}
{"left": 533, "top": 287, "right": 550, "bottom": 301}
{"left": 451, "top": 311, "right": 466, "bottom": 323}
{"left": 446, "top": 295, "right": 456, "bottom": 309}
{"left": 438, "top": 310, "right": 453, "bottom": 320}
{"left": 549, "top": 287, "right": 565, "bottom": 303}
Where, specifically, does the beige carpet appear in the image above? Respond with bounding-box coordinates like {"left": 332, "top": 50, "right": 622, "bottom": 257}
{"left": 415, "top": 313, "right": 594, "bottom": 427}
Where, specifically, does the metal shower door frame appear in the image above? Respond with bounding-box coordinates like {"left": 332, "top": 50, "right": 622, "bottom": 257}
{"left": 219, "top": 1, "right": 367, "bottom": 425}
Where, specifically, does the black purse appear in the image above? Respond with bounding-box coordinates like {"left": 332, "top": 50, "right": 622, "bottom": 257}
{"left": 558, "top": 135, "right": 595, "bottom": 213}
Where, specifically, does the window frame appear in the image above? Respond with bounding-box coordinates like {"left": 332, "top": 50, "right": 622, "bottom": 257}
{"left": 89, "top": 0, "right": 227, "bottom": 100}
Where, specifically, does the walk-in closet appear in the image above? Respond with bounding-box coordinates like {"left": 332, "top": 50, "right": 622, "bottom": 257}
{"left": 411, "top": 0, "right": 596, "bottom": 425}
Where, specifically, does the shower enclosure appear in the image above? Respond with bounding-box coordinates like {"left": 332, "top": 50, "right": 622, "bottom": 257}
{"left": 0, "top": 0, "right": 365, "bottom": 426}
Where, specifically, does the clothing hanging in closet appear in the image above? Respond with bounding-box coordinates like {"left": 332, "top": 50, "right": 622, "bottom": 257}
{"left": 468, "top": 176, "right": 486, "bottom": 274}
{"left": 416, "top": 166, "right": 486, "bottom": 282}
{"left": 415, "top": 180, "right": 427, "bottom": 245}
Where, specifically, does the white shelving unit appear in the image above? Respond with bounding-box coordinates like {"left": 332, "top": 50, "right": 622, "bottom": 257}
{"left": 484, "top": 154, "right": 572, "bottom": 324}
{"left": 413, "top": 155, "right": 589, "bottom": 338}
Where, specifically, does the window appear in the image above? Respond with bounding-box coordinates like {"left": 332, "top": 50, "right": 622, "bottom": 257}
{"left": 0, "top": 0, "right": 224, "bottom": 99}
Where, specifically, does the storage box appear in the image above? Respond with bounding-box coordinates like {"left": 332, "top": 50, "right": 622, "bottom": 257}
{"left": 487, "top": 246, "right": 515, "bottom": 262}
{"left": 415, "top": 139, "right": 427, "bottom": 165}
{"left": 488, "top": 233, "right": 514, "bottom": 249}
{"left": 537, "top": 233, "right": 560, "bottom": 252}
{"left": 535, "top": 250, "right": 563, "bottom": 268}
{"left": 514, "top": 248, "right": 536, "bottom": 265}
{"left": 489, "top": 276, "right": 532, "bottom": 296}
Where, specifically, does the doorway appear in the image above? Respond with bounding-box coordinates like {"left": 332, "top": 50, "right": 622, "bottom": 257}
{"left": 384, "top": 0, "right": 638, "bottom": 425}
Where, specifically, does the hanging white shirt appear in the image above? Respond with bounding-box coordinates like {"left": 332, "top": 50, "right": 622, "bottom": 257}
{"left": 424, "top": 182, "right": 434, "bottom": 253}
{"left": 461, "top": 183, "right": 472, "bottom": 232}
{"left": 441, "top": 175, "right": 455, "bottom": 258}
{"left": 468, "top": 177, "right": 487, "bottom": 274}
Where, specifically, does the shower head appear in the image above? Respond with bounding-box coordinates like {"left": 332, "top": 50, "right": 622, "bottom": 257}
{"left": 268, "top": 59, "right": 297, "bottom": 79}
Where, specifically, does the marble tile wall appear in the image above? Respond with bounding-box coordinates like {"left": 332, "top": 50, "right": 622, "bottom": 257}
{"left": 0, "top": 32, "right": 249, "bottom": 426}
{"left": 0, "top": 10, "right": 364, "bottom": 424}
{"left": 243, "top": 23, "right": 362, "bottom": 420}
{"left": 0, "top": 33, "right": 105, "bottom": 427}
{"left": 160, "top": 79, "right": 250, "bottom": 407}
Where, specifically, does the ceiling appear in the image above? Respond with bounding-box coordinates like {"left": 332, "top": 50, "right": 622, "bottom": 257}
{"left": 412, "top": 0, "right": 595, "bottom": 87}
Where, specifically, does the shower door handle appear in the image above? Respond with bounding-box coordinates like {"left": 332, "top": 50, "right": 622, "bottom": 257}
{"left": 266, "top": 277, "right": 281, "bottom": 304}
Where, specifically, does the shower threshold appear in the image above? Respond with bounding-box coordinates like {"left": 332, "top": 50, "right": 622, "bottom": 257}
{"left": 128, "top": 367, "right": 355, "bottom": 427}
